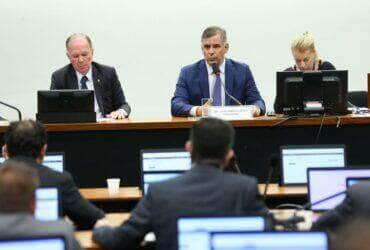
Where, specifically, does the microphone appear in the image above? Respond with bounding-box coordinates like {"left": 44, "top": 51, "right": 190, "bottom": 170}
{"left": 0, "top": 100, "right": 22, "bottom": 121}
{"left": 263, "top": 153, "right": 279, "bottom": 200}
{"left": 211, "top": 63, "right": 243, "bottom": 106}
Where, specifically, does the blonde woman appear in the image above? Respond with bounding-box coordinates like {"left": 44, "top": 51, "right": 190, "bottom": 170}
{"left": 286, "top": 32, "right": 335, "bottom": 71}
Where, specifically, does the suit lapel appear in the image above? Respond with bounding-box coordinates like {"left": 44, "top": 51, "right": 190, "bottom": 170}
{"left": 67, "top": 66, "right": 79, "bottom": 89}
{"left": 198, "top": 60, "right": 210, "bottom": 99}
{"left": 92, "top": 64, "right": 104, "bottom": 113}
{"left": 225, "top": 59, "right": 234, "bottom": 105}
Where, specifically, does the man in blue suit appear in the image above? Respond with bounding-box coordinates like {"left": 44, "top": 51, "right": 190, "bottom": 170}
{"left": 171, "top": 26, "right": 265, "bottom": 117}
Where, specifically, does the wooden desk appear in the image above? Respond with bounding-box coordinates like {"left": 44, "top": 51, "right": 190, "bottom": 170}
{"left": 79, "top": 184, "right": 306, "bottom": 204}
{"left": 2, "top": 115, "right": 369, "bottom": 187}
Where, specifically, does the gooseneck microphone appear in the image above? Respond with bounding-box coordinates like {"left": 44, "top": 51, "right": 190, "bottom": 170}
{"left": 0, "top": 100, "right": 22, "bottom": 121}
{"left": 211, "top": 63, "right": 243, "bottom": 106}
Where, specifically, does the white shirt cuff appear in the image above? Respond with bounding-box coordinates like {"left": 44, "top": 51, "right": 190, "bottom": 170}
{"left": 189, "top": 106, "right": 198, "bottom": 117}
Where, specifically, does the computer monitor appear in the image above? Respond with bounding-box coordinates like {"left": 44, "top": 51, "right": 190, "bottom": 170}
{"left": 36, "top": 90, "right": 96, "bottom": 123}
{"left": 178, "top": 216, "right": 266, "bottom": 250}
{"left": 346, "top": 177, "right": 370, "bottom": 188}
{"left": 210, "top": 231, "right": 328, "bottom": 250}
{"left": 140, "top": 149, "right": 191, "bottom": 195}
{"left": 308, "top": 167, "right": 370, "bottom": 211}
{"left": 0, "top": 152, "right": 64, "bottom": 173}
{"left": 275, "top": 70, "right": 348, "bottom": 115}
{"left": 280, "top": 145, "right": 346, "bottom": 185}
{"left": 0, "top": 237, "right": 66, "bottom": 250}
{"left": 35, "top": 187, "right": 60, "bottom": 221}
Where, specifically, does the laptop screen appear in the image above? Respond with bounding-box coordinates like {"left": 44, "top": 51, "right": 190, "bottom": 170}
{"left": 308, "top": 167, "right": 370, "bottom": 211}
{"left": 281, "top": 145, "right": 345, "bottom": 185}
{"left": 178, "top": 216, "right": 265, "bottom": 250}
{"left": 0, "top": 152, "right": 64, "bottom": 173}
{"left": 140, "top": 149, "right": 191, "bottom": 194}
{"left": 35, "top": 187, "right": 59, "bottom": 221}
{"left": 211, "top": 231, "right": 328, "bottom": 250}
{"left": 0, "top": 237, "right": 65, "bottom": 250}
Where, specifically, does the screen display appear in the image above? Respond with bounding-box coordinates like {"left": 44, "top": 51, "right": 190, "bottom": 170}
{"left": 35, "top": 188, "right": 59, "bottom": 221}
{"left": 308, "top": 168, "right": 370, "bottom": 210}
{"left": 211, "top": 232, "right": 328, "bottom": 250}
{"left": 281, "top": 146, "right": 345, "bottom": 184}
{"left": 0, "top": 238, "right": 65, "bottom": 250}
{"left": 178, "top": 217, "right": 265, "bottom": 250}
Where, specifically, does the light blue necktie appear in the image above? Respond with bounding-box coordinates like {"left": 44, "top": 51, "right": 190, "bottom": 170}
{"left": 212, "top": 74, "right": 222, "bottom": 106}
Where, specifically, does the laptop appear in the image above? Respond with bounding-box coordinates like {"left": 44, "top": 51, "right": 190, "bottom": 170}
{"left": 210, "top": 231, "right": 328, "bottom": 250}
{"left": 178, "top": 216, "right": 266, "bottom": 250}
{"left": 140, "top": 149, "right": 191, "bottom": 194}
{"left": 280, "top": 145, "right": 345, "bottom": 185}
{"left": 0, "top": 152, "right": 65, "bottom": 173}
{"left": 307, "top": 167, "right": 370, "bottom": 211}
{"left": 35, "top": 187, "right": 61, "bottom": 221}
{"left": 346, "top": 177, "right": 370, "bottom": 188}
{"left": 0, "top": 236, "right": 66, "bottom": 250}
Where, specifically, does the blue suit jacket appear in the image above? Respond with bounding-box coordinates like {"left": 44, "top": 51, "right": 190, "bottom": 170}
{"left": 171, "top": 59, "right": 266, "bottom": 116}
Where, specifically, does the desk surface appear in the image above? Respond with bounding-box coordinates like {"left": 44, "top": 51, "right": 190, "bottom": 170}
{"left": 75, "top": 210, "right": 316, "bottom": 250}
{"left": 1, "top": 114, "right": 369, "bottom": 133}
{"left": 79, "top": 184, "right": 307, "bottom": 202}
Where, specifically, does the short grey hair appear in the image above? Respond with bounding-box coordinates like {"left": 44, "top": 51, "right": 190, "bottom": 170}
{"left": 201, "top": 26, "right": 227, "bottom": 43}
{"left": 65, "top": 33, "right": 93, "bottom": 50}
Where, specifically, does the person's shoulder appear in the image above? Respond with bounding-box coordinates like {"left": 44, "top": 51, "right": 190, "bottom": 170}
{"left": 222, "top": 171, "right": 258, "bottom": 185}
{"left": 38, "top": 164, "right": 73, "bottom": 184}
{"left": 92, "top": 61, "right": 116, "bottom": 73}
{"left": 181, "top": 59, "right": 205, "bottom": 72}
{"left": 52, "top": 64, "right": 73, "bottom": 76}
{"left": 319, "top": 61, "right": 336, "bottom": 70}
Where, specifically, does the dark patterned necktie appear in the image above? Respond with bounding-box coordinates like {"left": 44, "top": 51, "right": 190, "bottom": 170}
{"left": 80, "top": 75, "right": 88, "bottom": 90}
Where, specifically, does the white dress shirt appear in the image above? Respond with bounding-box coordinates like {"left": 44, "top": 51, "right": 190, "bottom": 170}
{"left": 189, "top": 59, "right": 226, "bottom": 116}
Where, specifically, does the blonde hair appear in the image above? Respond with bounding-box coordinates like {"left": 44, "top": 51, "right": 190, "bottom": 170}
{"left": 291, "top": 32, "right": 319, "bottom": 60}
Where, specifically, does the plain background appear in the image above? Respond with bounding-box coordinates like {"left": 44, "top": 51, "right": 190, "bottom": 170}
{"left": 0, "top": 0, "right": 369, "bottom": 120}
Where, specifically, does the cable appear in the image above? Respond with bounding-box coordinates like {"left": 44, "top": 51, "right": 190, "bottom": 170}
{"left": 314, "top": 113, "right": 325, "bottom": 144}
{"left": 270, "top": 116, "right": 298, "bottom": 128}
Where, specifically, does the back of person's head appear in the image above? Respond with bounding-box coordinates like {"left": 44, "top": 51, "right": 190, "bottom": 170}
{"left": 332, "top": 216, "right": 370, "bottom": 250}
{"left": 189, "top": 118, "right": 235, "bottom": 165}
{"left": 0, "top": 160, "right": 39, "bottom": 213}
{"left": 3, "top": 120, "right": 47, "bottom": 159}
{"left": 291, "top": 32, "right": 319, "bottom": 59}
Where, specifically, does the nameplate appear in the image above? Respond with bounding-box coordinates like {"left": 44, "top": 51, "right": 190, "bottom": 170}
{"left": 206, "top": 105, "right": 253, "bottom": 120}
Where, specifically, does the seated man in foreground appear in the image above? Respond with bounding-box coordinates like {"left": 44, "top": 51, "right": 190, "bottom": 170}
{"left": 171, "top": 26, "right": 265, "bottom": 117}
{"left": 2, "top": 120, "right": 105, "bottom": 230}
{"left": 93, "top": 117, "right": 268, "bottom": 250}
{"left": 0, "top": 161, "right": 81, "bottom": 250}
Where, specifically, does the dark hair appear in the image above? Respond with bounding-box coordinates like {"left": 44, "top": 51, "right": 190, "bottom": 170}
{"left": 190, "top": 118, "right": 235, "bottom": 163}
{"left": 0, "top": 160, "right": 39, "bottom": 212}
{"left": 3, "top": 120, "right": 47, "bottom": 159}
{"left": 201, "top": 26, "right": 227, "bottom": 43}
{"left": 66, "top": 33, "right": 93, "bottom": 50}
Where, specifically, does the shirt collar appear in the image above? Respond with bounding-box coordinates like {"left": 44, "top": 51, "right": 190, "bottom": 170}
{"left": 206, "top": 58, "right": 226, "bottom": 76}
{"left": 76, "top": 66, "right": 93, "bottom": 83}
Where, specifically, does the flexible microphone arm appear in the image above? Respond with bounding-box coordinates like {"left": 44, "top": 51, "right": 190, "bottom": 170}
{"left": 0, "top": 100, "right": 22, "bottom": 121}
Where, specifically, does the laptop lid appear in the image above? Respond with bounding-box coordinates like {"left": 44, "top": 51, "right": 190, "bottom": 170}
{"left": 0, "top": 236, "right": 66, "bottom": 250}
{"left": 307, "top": 167, "right": 370, "bottom": 211}
{"left": 178, "top": 216, "right": 266, "bottom": 250}
{"left": 0, "top": 152, "right": 65, "bottom": 173}
{"left": 35, "top": 187, "right": 61, "bottom": 221}
{"left": 280, "top": 144, "right": 346, "bottom": 185}
{"left": 140, "top": 148, "right": 191, "bottom": 194}
{"left": 346, "top": 177, "right": 370, "bottom": 188}
{"left": 210, "top": 231, "right": 328, "bottom": 250}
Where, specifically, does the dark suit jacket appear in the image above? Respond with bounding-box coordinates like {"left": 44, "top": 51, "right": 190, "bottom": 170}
{"left": 171, "top": 59, "right": 266, "bottom": 116}
{"left": 93, "top": 163, "right": 268, "bottom": 250}
{"left": 9, "top": 157, "right": 105, "bottom": 230}
{"left": 50, "top": 62, "right": 131, "bottom": 117}
{"left": 312, "top": 184, "right": 370, "bottom": 232}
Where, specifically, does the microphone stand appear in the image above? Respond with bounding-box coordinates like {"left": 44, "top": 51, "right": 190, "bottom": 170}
{"left": 0, "top": 100, "right": 22, "bottom": 121}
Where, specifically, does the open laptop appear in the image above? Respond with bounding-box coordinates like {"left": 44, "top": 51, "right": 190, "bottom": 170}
{"left": 280, "top": 145, "right": 346, "bottom": 185}
{"left": 35, "top": 187, "right": 61, "bottom": 221}
{"left": 178, "top": 216, "right": 267, "bottom": 250}
{"left": 0, "top": 152, "right": 65, "bottom": 173}
{"left": 210, "top": 231, "right": 328, "bottom": 250}
{"left": 140, "top": 149, "right": 191, "bottom": 194}
{"left": 307, "top": 167, "right": 370, "bottom": 211}
{"left": 0, "top": 236, "right": 66, "bottom": 250}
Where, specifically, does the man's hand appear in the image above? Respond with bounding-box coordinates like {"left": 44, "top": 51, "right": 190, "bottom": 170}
{"left": 107, "top": 109, "right": 126, "bottom": 119}
{"left": 195, "top": 99, "right": 213, "bottom": 117}
{"left": 251, "top": 105, "right": 261, "bottom": 117}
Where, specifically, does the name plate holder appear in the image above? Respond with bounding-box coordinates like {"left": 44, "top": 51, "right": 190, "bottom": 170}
{"left": 204, "top": 105, "right": 254, "bottom": 120}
